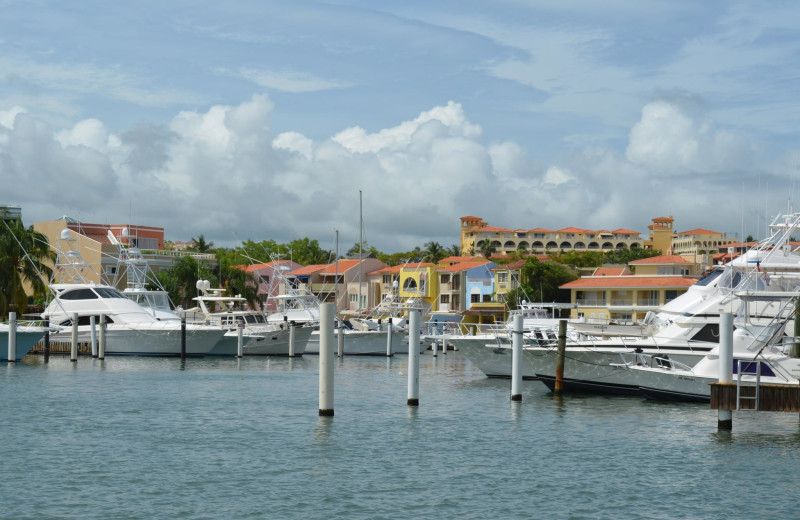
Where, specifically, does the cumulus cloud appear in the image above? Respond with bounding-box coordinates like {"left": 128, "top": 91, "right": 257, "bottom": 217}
{"left": 626, "top": 100, "right": 754, "bottom": 174}
{"left": 0, "top": 95, "right": 781, "bottom": 252}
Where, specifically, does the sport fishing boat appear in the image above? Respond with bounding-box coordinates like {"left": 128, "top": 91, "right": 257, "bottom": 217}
{"left": 529, "top": 211, "right": 800, "bottom": 394}
{"left": 42, "top": 283, "right": 224, "bottom": 356}
{"left": 0, "top": 321, "right": 49, "bottom": 361}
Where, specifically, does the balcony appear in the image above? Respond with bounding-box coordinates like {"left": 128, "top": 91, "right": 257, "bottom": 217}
{"left": 576, "top": 299, "right": 606, "bottom": 306}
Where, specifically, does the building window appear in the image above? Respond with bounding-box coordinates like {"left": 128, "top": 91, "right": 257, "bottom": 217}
{"left": 440, "top": 274, "right": 450, "bottom": 284}
{"left": 403, "top": 278, "right": 417, "bottom": 291}
{"left": 482, "top": 294, "right": 492, "bottom": 302}
{"left": 471, "top": 294, "right": 481, "bottom": 303}
{"left": 497, "top": 272, "right": 508, "bottom": 283}
{"left": 440, "top": 294, "right": 450, "bottom": 304}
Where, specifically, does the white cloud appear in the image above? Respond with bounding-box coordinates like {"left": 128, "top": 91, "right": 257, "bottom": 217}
{"left": 626, "top": 100, "right": 753, "bottom": 174}
{"left": 233, "top": 68, "right": 354, "bottom": 93}
{"left": 273, "top": 131, "right": 313, "bottom": 160}
{"left": 0, "top": 106, "right": 26, "bottom": 129}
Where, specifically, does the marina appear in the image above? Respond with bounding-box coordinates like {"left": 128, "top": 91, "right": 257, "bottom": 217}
{"left": 4, "top": 350, "right": 800, "bottom": 519}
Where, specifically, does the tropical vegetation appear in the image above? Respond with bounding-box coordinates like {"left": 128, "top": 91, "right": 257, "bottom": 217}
{"left": 0, "top": 220, "right": 55, "bottom": 315}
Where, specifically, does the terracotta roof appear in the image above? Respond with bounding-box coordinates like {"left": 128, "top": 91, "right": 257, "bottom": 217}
{"left": 438, "top": 261, "right": 492, "bottom": 273}
{"left": 241, "top": 260, "right": 294, "bottom": 272}
{"left": 678, "top": 228, "right": 722, "bottom": 236}
{"left": 652, "top": 216, "right": 674, "bottom": 222}
{"left": 477, "top": 225, "right": 512, "bottom": 233}
{"left": 290, "top": 264, "right": 328, "bottom": 276}
{"left": 560, "top": 276, "right": 697, "bottom": 289}
{"left": 493, "top": 260, "right": 527, "bottom": 271}
{"left": 460, "top": 216, "right": 483, "bottom": 221}
{"left": 440, "top": 255, "right": 486, "bottom": 263}
{"left": 557, "top": 227, "right": 589, "bottom": 234}
{"left": 611, "top": 228, "right": 640, "bottom": 235}
{"left": 371, "top": 262, "right": 433, "bottom": 274}
{"left": 528, "top": 227, "right": 555, "bottom": 233}
{"left": 319, "top": 259, "right": 360, "bottom": 274}
{"left": 629, "top": 255, "right": 691, "bottom": 265}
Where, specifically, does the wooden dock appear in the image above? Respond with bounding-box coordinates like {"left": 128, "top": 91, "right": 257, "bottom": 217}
{"left": 710, "top": 382, "right": 800, "bottom": 412}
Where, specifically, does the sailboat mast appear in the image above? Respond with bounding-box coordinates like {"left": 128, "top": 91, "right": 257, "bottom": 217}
{"left": 359, "top": 190, "right": 363, "bottom": 314}
{"left": 335, "top": 229, "right": 339, "bottom": 312}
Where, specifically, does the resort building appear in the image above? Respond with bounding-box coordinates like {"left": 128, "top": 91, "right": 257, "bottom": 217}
{"left": 236, "top": 260, "right": 303, "bottom": 311}
{"left": 370, "top": 263, "right": 438, "bottom": 317}
{"left": 0, "top": 204, "right": 22, "bottom": 223}
{"left": 33, "top": 217, "right": 214, "bottom": 289}
{"left": 671, "top": 227, "right": 739, "bottom": 256}
{"left": 437, "top": 261, "right": 497, "bottom": 314}
{"left": 288, "top": 258, "right": 387, "bottom": 315}
{"left": 559, "top": 255, "right": 699, "bottom": 324}
{"left": 459, "top": 216, "right": 644, "bottom": 255}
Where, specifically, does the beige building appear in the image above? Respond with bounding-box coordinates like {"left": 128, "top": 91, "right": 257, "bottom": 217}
{"left": 459, "top": 216, "right": 644, "bottom": 255}
{"left": 560, "top": 255, "right": 699, "bottom": 324}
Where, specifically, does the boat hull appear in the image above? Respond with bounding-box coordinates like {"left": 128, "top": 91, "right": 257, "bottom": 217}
{"left": 48, "top": 324, "right": 224, "bottom": 356}
{"left": 305, "top": 330, "right": 418, "bottom": 355}
{"left": 447, "top": 336, "right": 538, "bottom": 379}
{"left": 209, "top": 326, "right": 313, "bottom": 356}
{"left": 0, "top": 329, "right": 47, "bottom": 361}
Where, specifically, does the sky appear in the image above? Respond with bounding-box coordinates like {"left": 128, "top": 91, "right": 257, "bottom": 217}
{"left": 2, "top": 0, "right": 800, "bottom": 254}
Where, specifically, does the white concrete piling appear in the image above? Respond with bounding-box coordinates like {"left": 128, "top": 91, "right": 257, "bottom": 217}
{"left": 98, "top": 315, "right": 106, "bottom": 360}
{"left": 236, "top": 323, "right": 244, "bottom": 358}
{"left": 407, "top": 310, "right": 420, "bottom": 406}
{"left": 289, "top": 322, "right": 295, "bottom": 357}
{"left": 442, "top": 337, "right": 448, "bottom": 354}
{"left": 70, "top": 313, "right": 78, "bottom": 362}
{"left": 511, "top": 314, "right": 523, "bottom": 401}
{"left": 319, "top": 303, "right": 335, "bottom": 416}
{"left": 90, "top": 316, "right": 98, "bottom": 358}
{"left": 386, "top": 317, "right": 393, "bottom": 357}
{"left": 718, "top": 312, "right": 734, "bottom": 430}
{"left": 8, "top": 312, "right": 17, "bottom": 362}
{"left": 337, "top": 320, "right": 344, "bottom": 358}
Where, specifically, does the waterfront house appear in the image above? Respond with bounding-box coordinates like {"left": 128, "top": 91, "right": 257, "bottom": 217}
{"left": 436, "top": 261, "right": 497, "bottom": 315}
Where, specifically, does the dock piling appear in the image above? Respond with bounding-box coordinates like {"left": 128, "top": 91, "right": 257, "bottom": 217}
{"left": 554, "top": 320, "right": 567, "bottom": 394}
{"left": 236, "top": 323, "right": 244, "bottom": 358}
{"left": 43, "top": 318, "right": 50, "bottom": 356}
{"left": 289, "top": 322, "right": 295, "bottom": 357}
{"left": 511, "top": 315, "right": 523, "bottom": 401}
{"left": 386, "top": 317, "right": 393, "bottom": 357}
{"left": 337, "top": 320, "right": 344, "bottom": 358}
{"left": 70, "top": 313, "right": 78, "bottom": 362}
{"left": 98, "top": 315, "right": 106, "bottom": 360}
{"left": 180, "top": 318, "right": 186, "bottom": 359}
{"left": 718, "top": 313, "right": 733, "bottom": 430}
{"left": 319, "top": 303, "right": 335, "bottom": 416}
{"left": 407, "top": 310, "right": 420, "bottom": 406}
{"left": 90, "top": 316, "right": 98, "bottom": 358}
{"left": 8, "top": 312, "right": 16, "bottom": 362}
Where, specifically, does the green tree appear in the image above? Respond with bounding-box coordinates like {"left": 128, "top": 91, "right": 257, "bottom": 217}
{"left": 447, "top": 244, "right": 462, "bottom": 257}
{"left": 604, "top": 248, "right": 661, "bottom": 265}
{"left": 191, "top": 234, "right": 214, "bottom": 253}
{"left": 422, "top": 241, "right": 446, "bottom": 263}
{"left": 156, "top": 255, "right": 217, "bottom": 309}
{"left": 0, "top": 220, "right": 55, "bottom": 315}
{"left": 477, "top": 239, "right": 496, "bottom": 258}
{"left": 504, "top": 257, "right": 578, "bottom": 307}
{"left": 346, "top": 241, "right": 381, "bottom": 258}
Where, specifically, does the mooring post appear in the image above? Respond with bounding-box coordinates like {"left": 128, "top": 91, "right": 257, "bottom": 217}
{"left": 792, "top": 298, "right": 800, "bottom": 358}
{"left": 337, "top": 320, "right": 344, "bottom": 358}
{"left": 180, "top": 318, "right": 186, "bottom": 359}
{"left": 289, "top": 322, "right": 295, "bottom": 358}
{"left": 407, "top": 310, "right": 420, "bottom": 406}
{"left": 90, "top": 315, "right": 98, "bottom": 358}
{"left": 511, "top": 314, "right": 523, "bottom": 401}
{"left": 8, "top": 312, "right": 17, "bottom": 363}
{"left": 319, "top": 303, "right": 335, "bottom": 416}
{"left": 554, "top": 319, "right": 567, "bottom": 394}
{"left": 70, "top": 313, "right": 78, "bottom": 362}
{"left": 236, "top": 323, "right": 244, "bottom": 358}
{"left": 43, "top": 317, "right": 50, "bottom": 356}
{"left": 98, "top": 314, "right": 106, "bottom": 360}
{"left": 386, "top": 317, "right": 393, "bottom": 357}
{"left": 442, "top": 337, "right": 448, "bottom": 354}
{"left": 718, "top": 312, "right": 734, "bottom": 431}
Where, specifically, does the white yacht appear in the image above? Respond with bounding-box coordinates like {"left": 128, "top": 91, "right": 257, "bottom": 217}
{"left": 0, "top": 322, "right": 49, "bottom": 361}
{"left": 42, "top": 283, "right": 224, "bottom": 356}
{"left": 182, "top": 280, "right": 311, "bottom": 356}
{"left": 528, "top": 212, "right": 800, "bottom": 394}
{"left": 630, "top": 310, "right": 800, "bottom": 402}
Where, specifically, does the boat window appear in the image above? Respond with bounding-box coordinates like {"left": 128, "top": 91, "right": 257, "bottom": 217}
{"left": 690, "top": 323, "right": 720, "bottom": 343}
{"left": 59, "top": 288, "right": 99, "bottom": 300}
{"left": 59, "top": 315, "right": 115, "bottom": 326}
{"left": 95, "top": 287, "right": 126, "bottom": 298}
{"left": 245, "top": 315, "right": 257, "bottom": 324}
{"left": 694, "top": 268, "right": 724, "bottom": 287}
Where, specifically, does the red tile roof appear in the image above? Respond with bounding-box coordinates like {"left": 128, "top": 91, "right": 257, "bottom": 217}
{"left": 438, "top": 261, "right": 491, "bottom": 273}
{"left": 593, "top": 267, "right": 632, "bottom": 276}
{"left": 477, "top": 225, "right": 512, "bottom": 233}
{"left": 629, "top": 255, "right": 690, "bottom": 265}
{"left": 611, "top": 228, "right": 640, "bottom": 235}
{"left": 528, "top": 227, "right": 555, "bottom": 233}
{"left": 560, "top": 276, "right": 697, "bottom": 289}
{"left": 319, "top": 259, "right": 360, "bottom": 274}
{"left": 557, "top": 227, "right": 589, "bottom": 234}
{"left": 440, "top": 255, "right": 486, "bottom": 263}
{"left": 290, "top": 264, "right": 328, "bottom": 276}
{"left": 678, "top": 228, "right": 722, "bottom": 236}
{"left": 371, "top": 262, "right": 433, "bottom": 274}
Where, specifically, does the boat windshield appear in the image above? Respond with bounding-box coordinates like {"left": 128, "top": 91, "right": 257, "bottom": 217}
{"left": 694, "top": 268, "right": 725, "bottom": 287}
{"left": 94, "top": 287, "right": 127, "bottom": 299}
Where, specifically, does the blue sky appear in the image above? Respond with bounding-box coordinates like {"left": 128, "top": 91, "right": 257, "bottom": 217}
{"left": 2, "top": 0, "right": 800, "bottom": 253}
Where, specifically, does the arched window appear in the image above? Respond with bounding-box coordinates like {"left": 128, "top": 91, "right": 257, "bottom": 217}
{"left": 504, "top": 241, "right": 516, "bottom": 249}
{"left": 602, "top": 242, "right": 614, "bottom": 250}
{"left": 546, "top": 241, "right": 558, "bottom": 249}
{"left": 403, "top": 278, "right": 417, "bottom": 291}
{"left": 532, "top": 241, "right": 544, "bottom": 249}
{"left": 560, "top": 241, "right": 571, "bottom": 249}
{"left": 588, "top": 242, "right": 599, "bottom": 249}
{"left": 573, "top": 242, "right": 586, "bottom": 249}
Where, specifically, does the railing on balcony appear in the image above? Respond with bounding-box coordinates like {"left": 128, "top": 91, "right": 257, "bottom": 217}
{"left": 610, "top": 299, "right": 633, "bottom": 306}
{"left": 576, "top": 299, "right": 606, "bottom": 306}
{"left": 637, "top": 298, "right": 660, "bottom": 306}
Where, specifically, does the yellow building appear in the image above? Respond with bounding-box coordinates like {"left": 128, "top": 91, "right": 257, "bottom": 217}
{"left": 560, "top": 255, "right": 699, "bottom": 324}
{"left": 643, "top": 216, "right": 674, "bottom": 253}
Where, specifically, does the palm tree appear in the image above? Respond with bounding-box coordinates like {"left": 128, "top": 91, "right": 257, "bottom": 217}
{"left": 477, "top": 239, "right": 496, "bottom": 258}
{"left": 422, "top": 241, "right": 446, "bottom": 263}
{"left": 192, "top": 234, "right": 214, "bottom": 253}
{"left": 0, "top": 220, "right": 55, "bottom": 315}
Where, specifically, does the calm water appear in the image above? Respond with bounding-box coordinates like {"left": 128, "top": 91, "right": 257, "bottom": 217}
{"left": 3, "top": 352, "right": 799, "bottom": 520}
